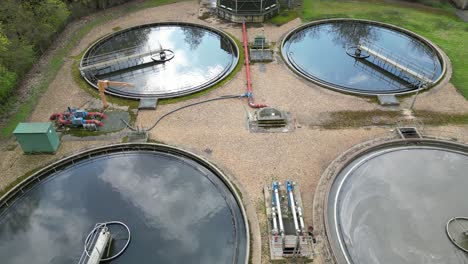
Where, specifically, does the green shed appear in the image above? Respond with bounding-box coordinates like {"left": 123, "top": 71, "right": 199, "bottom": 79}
{"left": 13, "top": 122, "right": 60, "bottom": 154}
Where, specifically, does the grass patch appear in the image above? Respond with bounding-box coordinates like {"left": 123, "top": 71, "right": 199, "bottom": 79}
{"left": 301, "top": 0, "right": 468, "bottom": 98}
{"left": 322, "top": 110, "right": 468, "bottom": 129}
{"left": 231, "top": 181, "right": 244, "bottom": 201}
{"left": 62, "top": 128, "right": 112, "bottom": 137}
{"left": 415, "top": 110, "right": 468, "bottom": 125}
{"left": 0, "top": 0, "right": 187, "bottom": 139}
{"left": 146, "top": 138, "right": 167, "bottom": 144}
{"left": 268, "top": 9, "right": 300, "bottom": 26}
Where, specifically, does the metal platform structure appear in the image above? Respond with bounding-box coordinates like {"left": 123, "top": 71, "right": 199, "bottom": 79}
{"left": 353, "top": 58, "right": 416, "bottom": 91}
{"left": 264, "top": 181, "right": 314, "bottom": 260}
{"left": 78, "top": 221, "right": 131, "bottom": 264}
{"left": 217, "top": 0, "right": 280, "bottom": 22}
{"left": 80, "top": 44, "right": 174, "bottom": 82}
{"left": 350, "top": 39, "right": 437, "bottom": 90}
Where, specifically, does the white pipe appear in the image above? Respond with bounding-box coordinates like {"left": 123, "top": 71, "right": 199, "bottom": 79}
{"left": 297, "top": 206, "right": 305, "bottom": 232}
{"left": 273, "top": 182, "right": 284, "bottom": 234}
{"left": 272, "top": 207, "right": 278, "bottom": 235}
{"left": 87, "top": 228, "right": 111, "bottom": 264}
{"left": 287, "top": 181, "right": 300, "bottom": 234}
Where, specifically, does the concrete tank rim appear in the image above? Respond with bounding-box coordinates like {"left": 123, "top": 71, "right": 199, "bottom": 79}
{"left": 312, "top": 138, "right": 468, "bottom": 263}
{"left": 280, "top": 18, "right": 451, "bottom": 96}
{"left": 80, "top": 22, "right": 240, "bottom": 100}
{"left": 0, "top": 143, "right": 250, "bottom": 264}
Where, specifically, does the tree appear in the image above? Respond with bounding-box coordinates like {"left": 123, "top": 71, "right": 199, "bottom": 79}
{"left": 0, "top": 0, "right": 70, "bottom": 54}
{"left": 0, "top": 65, "right": 17, "bottom": 103}
{"left": 0, "top": 39, "right": 35, "bottom": 77}
{"left": 0, "top": 29, "right": 17, "bottom": 103}
{"left": 22, "top": 0, "right": 70, "bottom": 53}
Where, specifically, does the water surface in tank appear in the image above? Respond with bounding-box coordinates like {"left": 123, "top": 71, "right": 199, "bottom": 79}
{"left": 0, "top": 151, "right": 246, "bottom": 264}
{"left": 82, "top": 24, "right": 238, "bottom": 98}
{"left": 327, "top": 145, "right": 468, "bottom": 263}
{"left": 283, "top": 21, "right": 443, "bottom": 94}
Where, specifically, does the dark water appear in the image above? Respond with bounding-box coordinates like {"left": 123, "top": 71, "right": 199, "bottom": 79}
{"left": 0, "top": 151, "right": 246, "bottom": 264}
{"left": 283, "top": 22, "right": 443, "bottom": 94}
{"left": 82, "top": 24, "right": 237, "bottom": 98}
{"left": 327, "top": 146, "right": 468, "bottom": 264}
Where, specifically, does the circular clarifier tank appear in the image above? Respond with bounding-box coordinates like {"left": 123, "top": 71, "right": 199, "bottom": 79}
{"left": 80, "top": 23, "right": 239, "bottom": 99}
{"left": 325, "top": 140, "right": 468, "bottom": 263}
{"left": 282, "top": 19, "right": 446, "bottom": 95}
{"left": 0, "top": 144, "right": 248, "bottom": 264}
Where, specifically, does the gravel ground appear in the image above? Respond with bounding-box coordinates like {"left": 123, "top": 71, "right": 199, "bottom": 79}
{"left": 1, "top": 1, "right": 468, "bottom": 263}
{"left": 0, "top": 140, "right": 121, "bottom": 192}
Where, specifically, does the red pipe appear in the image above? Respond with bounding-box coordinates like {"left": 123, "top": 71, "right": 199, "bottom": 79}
{"left": 242, "top": 22, "right": 267, "bottom": 108}
{"left": 50, "top": 113, "right": 72, "bottom": 125}
{"left": 87, "top": 112, "right": 107, "bottom": 119}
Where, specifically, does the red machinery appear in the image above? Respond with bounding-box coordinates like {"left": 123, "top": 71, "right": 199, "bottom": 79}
{"left": 50, "top": 108, "right": 106, "bottom": 129}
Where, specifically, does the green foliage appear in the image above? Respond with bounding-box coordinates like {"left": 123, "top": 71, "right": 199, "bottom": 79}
{"left": 0, "top": 0, "right": 70, "bottom": 107}
{"left": 322, "top": 110, "right": 468, "bottom": 129}
{"left": 26, "top": 0, "right": 70, "bottom": 52}
{"left": 0, "top": 0, "right": 70, "bottom": 54}
{"left": 0, "top": 29, "right": 8, "bottom": 53}
{"left": 0, "top": 39, "right": 35, "bottom": 77}
{"left": 268, "top": 9, "right": 299, "bottom": 26}
{"left": 302, "top": 0, "right": 468, "bottom": 98}
{"left": 0, "top": 65, "right": 17, "bottom": 103}
{"left": 65, "top": 0, "right": 134, "bottom": 18}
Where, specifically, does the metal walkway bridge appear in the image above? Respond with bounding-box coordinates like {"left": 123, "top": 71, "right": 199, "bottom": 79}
{"left": 80, "top": 45, "right": 167, "bottom": 75}
{"left": 356, "top": 40, "right": 436, "bottom": 87}
{"left": 353, "top": 58, "right": 413, "bottom": 91}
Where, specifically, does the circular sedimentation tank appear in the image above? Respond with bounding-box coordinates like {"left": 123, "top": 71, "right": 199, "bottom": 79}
{"left": 80, "top": 23, "right": 239, "bottom": 99}
{"left": 281, "top": 19, "right": 447, "bottom": 95}
{"left": 323, "top": 139, "right": 468, "bottom": 264}
{"left": 0, "top": 144, "right": 248, "bottom": 264}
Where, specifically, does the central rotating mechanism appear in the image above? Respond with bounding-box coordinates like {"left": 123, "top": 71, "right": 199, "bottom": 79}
{"left": 78, "top": 221, "right": 131, "bottom": 264}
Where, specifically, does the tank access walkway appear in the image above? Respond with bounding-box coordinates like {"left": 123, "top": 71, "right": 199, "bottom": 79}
{"left": 80, "top": 45, "right": 173, "bottom": 76}
{"left": 355, "top": 40, "right": 436, "bottom": 86}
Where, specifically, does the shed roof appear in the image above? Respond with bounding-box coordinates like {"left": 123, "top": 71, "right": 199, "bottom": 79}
{"left": 13, "top": 122, "right": 53, "bottom": 134}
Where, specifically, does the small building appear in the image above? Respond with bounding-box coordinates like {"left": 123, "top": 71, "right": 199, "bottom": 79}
{"left": 217, "top": 0, "right": 280, "bottom": 23}
{"left": 13, "top": 122, "right": 60, "bottom": 154}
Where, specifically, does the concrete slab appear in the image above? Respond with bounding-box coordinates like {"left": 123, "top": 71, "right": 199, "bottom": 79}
{"left": 377, "top": 94, "right": 400, "bottom": 106}
{"left": 250, "top": 49, "right": 274, "bottom": 62}
{"left": 99, "top": 110, "right": 130, "bottom": 133}
{"left": 138, "top": 98, "right": 158, "bottom": 110}
{"left": 127, "top": 131, "right": 148, "bottom": 142}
